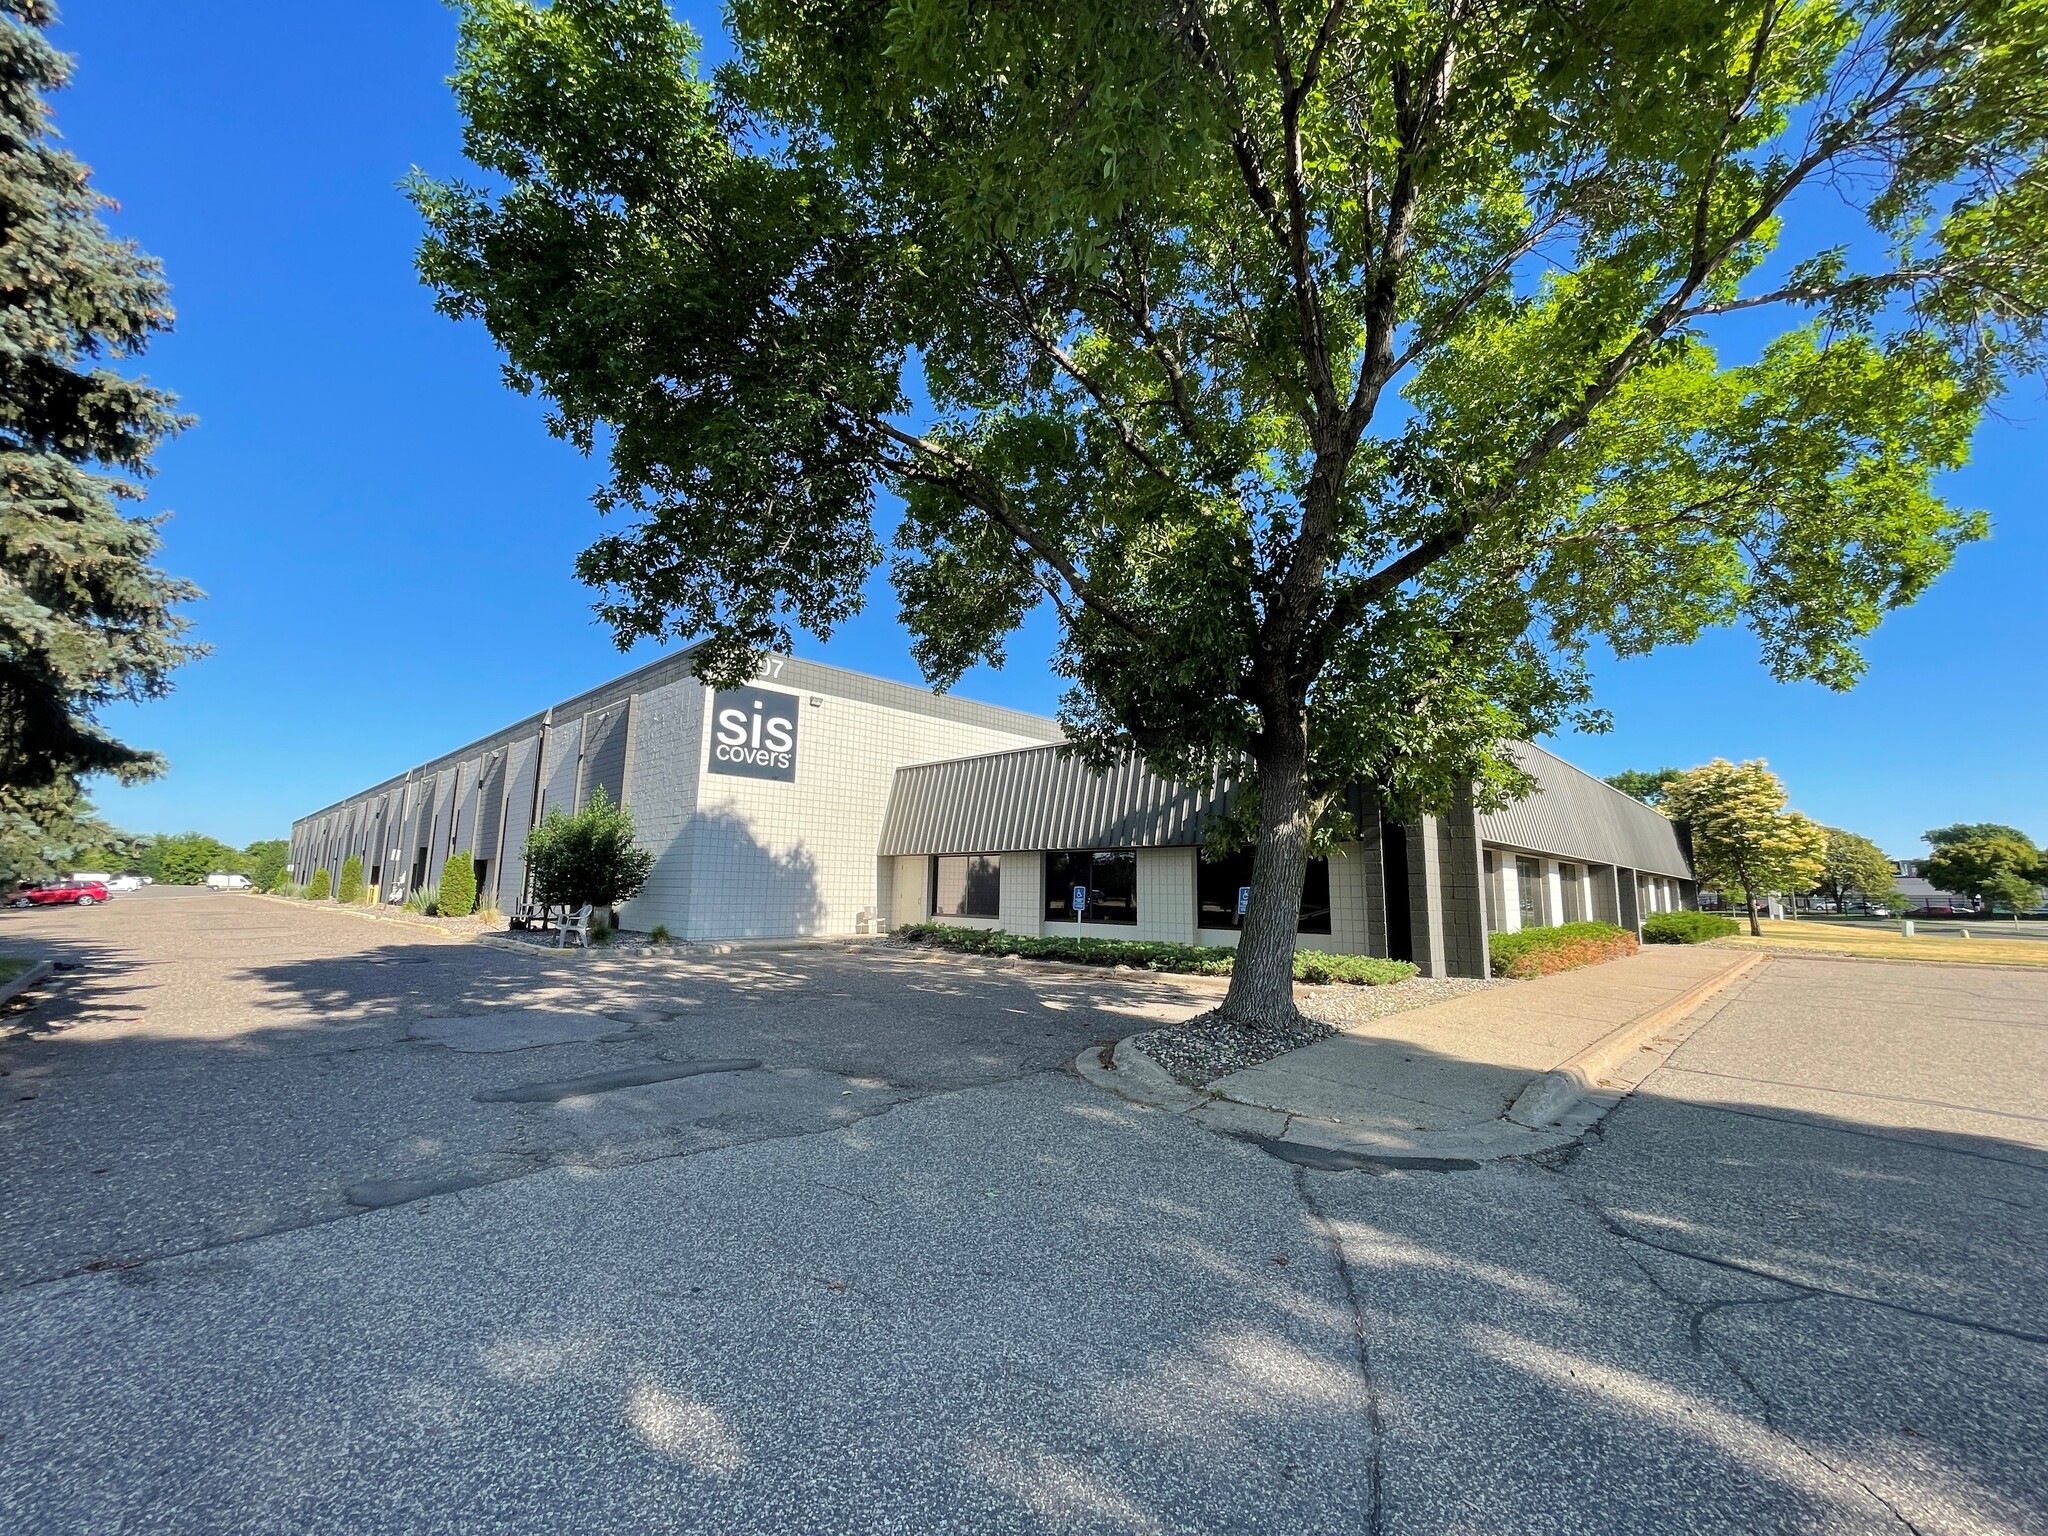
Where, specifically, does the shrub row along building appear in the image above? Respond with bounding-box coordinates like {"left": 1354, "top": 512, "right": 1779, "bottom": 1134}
{"left": 289, "top": 648, "right": 1697, "bottom": 978}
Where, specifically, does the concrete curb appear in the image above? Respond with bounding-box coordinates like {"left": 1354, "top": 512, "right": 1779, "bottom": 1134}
{"left": 1504, "top": 950, "right": 1766, "bottom": 1131}
{"left": 0, "top": 959, "right": 55, "bottom": 1009}
{"left": 1073, "top": 948, "right": 1770, "bottom": 1166}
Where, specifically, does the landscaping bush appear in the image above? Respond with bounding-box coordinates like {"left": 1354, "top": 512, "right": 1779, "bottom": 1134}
{"left": 1643, "top": 910, "right": 1739, "bottom": 944}
{"left": 439, "top": 851, "right": 477, "bottom": 919}
{"left": 404, "top": 882, "right": 440, "bottom": 916}
{"left": 1489, "top": 921, "right": 1636, "bottom": 978}
{"left": 337, "top": 855, "right": 365, "bottom": 905}
{"left": 895, "top": 922, "right": 1417, "bottom": 985}
{"left": 307, "top": 867, "right": 331, "bottom": 901}
{"left": 524, "top": 787, "right": 654, "bottom": 911}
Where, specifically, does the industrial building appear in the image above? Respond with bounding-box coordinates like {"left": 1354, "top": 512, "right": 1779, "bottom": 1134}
{"left": 289, "top": 647, "right": 1695, "bottom": 979}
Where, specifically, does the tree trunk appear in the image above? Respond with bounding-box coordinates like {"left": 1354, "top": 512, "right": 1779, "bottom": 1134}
{"left": 1217, "top": 737, "right": 1311, "bottom": 1031}
{"left": 1745, "top": 889, "right": 1762, "bottom": 937}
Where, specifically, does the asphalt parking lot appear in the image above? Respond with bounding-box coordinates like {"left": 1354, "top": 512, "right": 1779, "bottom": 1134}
{"left": 1, "top": 890, "right": 2042, "bottom": 1534}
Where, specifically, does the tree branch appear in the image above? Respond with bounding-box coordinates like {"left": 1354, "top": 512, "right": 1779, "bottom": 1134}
{"left": 855, "top": 405, "right": 1161, "bottom": 645}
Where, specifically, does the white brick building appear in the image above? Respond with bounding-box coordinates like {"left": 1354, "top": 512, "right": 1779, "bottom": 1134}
{"left": 291, "top": 648, "right": 1696, "bottom": 977}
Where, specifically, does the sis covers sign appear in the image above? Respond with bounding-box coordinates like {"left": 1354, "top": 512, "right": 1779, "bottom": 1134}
{"left": 708, "top": 686, "right": 800, "bottom": 781}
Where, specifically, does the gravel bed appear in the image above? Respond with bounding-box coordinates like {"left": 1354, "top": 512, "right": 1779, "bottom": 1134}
{"left": 1133, "top": 973, "right": 1510, "bottom": 1087}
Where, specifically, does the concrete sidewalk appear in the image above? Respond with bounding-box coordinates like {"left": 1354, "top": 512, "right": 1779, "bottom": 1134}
{"left": 1079, "top": 945, "right": 1765, "bottom": 1165}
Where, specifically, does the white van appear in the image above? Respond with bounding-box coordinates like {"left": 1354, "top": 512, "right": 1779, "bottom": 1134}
{"left": 205, "top": 872, "right": 252, "bottom": 890}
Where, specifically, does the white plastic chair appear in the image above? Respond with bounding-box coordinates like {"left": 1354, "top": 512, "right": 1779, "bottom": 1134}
{"left": 554, "top": 903, "right": 594, "bottom": 948}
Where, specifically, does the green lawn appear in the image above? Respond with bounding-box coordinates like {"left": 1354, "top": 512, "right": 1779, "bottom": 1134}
{"left": 0, "top": 955, "right": 38, "bottom": 985}
{"left": 1722, "top": 919, "right": 2048, "bottom": 969}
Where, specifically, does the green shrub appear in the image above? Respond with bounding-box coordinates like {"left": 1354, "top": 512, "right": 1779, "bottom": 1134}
{"left": 272, "top": 881, "right": 304, "bottom": 900}
{"left": 337, "top": 855, "right": 365, "bottom": 905}
{"left": 439, "top": 851, "right": 477, "bottom": 919}
{"left": 1291, "top": 949, "right": 1417, "bottom": 985}
{"left": 308, "top": 868, "right": 331, "bottom": 901}
{"left": 590, "top": 918, "right": 612, "bottom": 945}
{"left": 1489, "top": 921, "right": 1636, "bottom": 978}
{"left": 649, "top": 923, "right": 673, "bottom": 944}
{"left": 1643, "top": 910, "right": 1739, "bottom": 944}
{"left": 404, "top": 882, "right": 440, "bottom": 916}
{"left": 524, "top": 787, "right": 654, "bottom": 911}
{"left": 894, "top": 922, "right": 1417, "bottom": 985}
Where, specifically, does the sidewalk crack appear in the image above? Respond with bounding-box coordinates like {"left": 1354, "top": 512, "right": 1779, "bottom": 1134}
{"left": 1291, "top": 1166, "right": 1384, "bottom": 1536}
{"left": 1557, "top": 1182, "right": 1934, "bottom": 1535}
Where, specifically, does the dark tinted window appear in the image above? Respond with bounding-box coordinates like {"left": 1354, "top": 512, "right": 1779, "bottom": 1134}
{"left": 933, "top": 854, "right": 1001, "bottom": 919}
{"left": 1197, "top": 849, "right": 1332, "bottom": 933}
{"left": 1044, "top": 851, "right": 1138, "bottom": 924}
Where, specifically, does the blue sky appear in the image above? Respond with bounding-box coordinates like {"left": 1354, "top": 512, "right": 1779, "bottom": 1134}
{"left": 55, "top": 2, "right": 2045, "bottom": 857}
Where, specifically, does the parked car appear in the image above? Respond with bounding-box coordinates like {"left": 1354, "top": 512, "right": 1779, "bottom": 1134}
{"left": 1905, "top": 902, "right": 1968, "bottom": 917}
{"left": 107, "top": 874, "right": 144, "bottom": 893}
{"left": 204, "top": 872, "right": 252, "bottom": 890}
{"left": 12, "top": 879, "right": 110, "bottom": 908}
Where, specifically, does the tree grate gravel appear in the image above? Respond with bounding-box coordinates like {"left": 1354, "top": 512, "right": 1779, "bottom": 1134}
{"left": 1134, "top": 975, "right": 1509, "bottom": 1086}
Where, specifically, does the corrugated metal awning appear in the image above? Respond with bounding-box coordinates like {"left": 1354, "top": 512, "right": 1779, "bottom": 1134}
{"left": 1476, "top": 742, "right": 1693, "bottom": 877}
{"left": 877, "top": 744, "right": 1237, "bottom": 855}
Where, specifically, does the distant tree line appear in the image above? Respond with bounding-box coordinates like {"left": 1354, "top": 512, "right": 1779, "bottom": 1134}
{"left": 1604, "top": 765, "right": 2044, "bottom": 922}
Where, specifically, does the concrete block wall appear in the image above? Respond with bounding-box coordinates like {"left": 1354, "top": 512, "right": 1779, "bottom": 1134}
{"left": 684, "top": 682, "right": 1051, "bottom": 941}
{"left": 998, "top": 853, "right": 1043, "bottom": 936}
{"left": 1434, "top": 795, "right": 1489, "bottom": 979}
{"left": 1135, "top": 847, "right": 1196, "bottom": 944}
{"left": 614, "top": 681, "right": 706, "bottom": 936}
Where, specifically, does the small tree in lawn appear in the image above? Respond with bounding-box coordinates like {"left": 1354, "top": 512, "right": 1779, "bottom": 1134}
{"left": 439, "top": 850, "right": 477, "bottom": 919}
{"left": 1922, "top": 830, "right": 2044, "bottom": 919}
{"left": 415, "top": 0, "right": 2046, "bottom": 1029}
{"left": 308, "top": 867, "right": 331, "bottom": 901}
{"left": 1662, "top": 761, "right": 1826, "bottom": 938}
{"left": 523, "top": 787, "right": 652, "bottom": 918}
{"left": 1815, "top": 827, "right": 1898, "bottom": 914}
{"left": 1980, "top": 869, "right": 2040, "bottom": 927}
{"left": 336, "top": 855, "right": 365, "bottom": 905}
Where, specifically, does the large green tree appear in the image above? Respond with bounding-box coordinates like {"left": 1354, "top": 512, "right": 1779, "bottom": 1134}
{"left": 243, "top": 838, "right": 289, "bottom": 892}
{"left": 414, "top": 0, "right": 2046, "bottom": 1026}
{"left": 140, "top": 831, "right": 242, "bottom": 887}
{"left": 1814, "top": 825, "right": 1898, "bottom": 910}
{"left": 1662, "top": 759, "right": 1828, "bottom": 935}
{"left": 1604, "top": 768, "right": 1685, "bottom": 807}
{"left": 1921, "top": 829, "right": 2044, "bottom": 914}
{"left": 0, "top": 1, "right": 203, "bottom": 793}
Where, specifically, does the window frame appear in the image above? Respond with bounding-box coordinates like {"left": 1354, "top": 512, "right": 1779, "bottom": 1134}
{"left": 1044, "top": 849, "right": 1140, "bottom": 925}
{"left": 1195, "top": 847, "right": 1333, "bottom": 935}
{"left": 930, "top": 853, "right": 1002, "bottom": 920}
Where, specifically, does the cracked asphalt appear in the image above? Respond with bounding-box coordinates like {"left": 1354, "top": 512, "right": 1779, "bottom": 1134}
{"left": 1, "top": 890, "right": 2042, "bottom": 1533}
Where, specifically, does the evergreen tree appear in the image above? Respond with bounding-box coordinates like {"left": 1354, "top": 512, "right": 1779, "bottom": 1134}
{"left": 337, "top": 854, "right": 365, "bottom": 904}
{"left": 438, "top": 850, "right": 476, "bottom": 917}
{"left": 0, "top": 0, "right": 203, "bottom": 792}
{"left": 0, "top": 775, "right": 140, "bottom": 886}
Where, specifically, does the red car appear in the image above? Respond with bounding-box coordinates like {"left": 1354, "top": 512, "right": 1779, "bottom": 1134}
{"left": 11, "top": 879, "right": 109, "bottom": 908}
